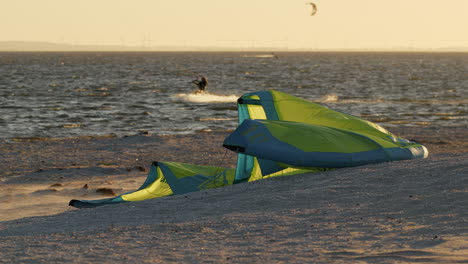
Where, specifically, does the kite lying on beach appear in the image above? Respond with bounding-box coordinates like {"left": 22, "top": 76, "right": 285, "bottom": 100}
{"left": 69, "top": 90, "right": 428, "bottom": 208}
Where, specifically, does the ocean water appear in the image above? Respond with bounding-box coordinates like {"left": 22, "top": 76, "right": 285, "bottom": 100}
{"left": 0, "top": 52, "right": 467, "bottom": 139}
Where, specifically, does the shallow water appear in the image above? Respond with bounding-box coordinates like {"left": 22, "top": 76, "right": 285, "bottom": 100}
{"left": 0, "top": 52, "right": 467, "bottom": 139}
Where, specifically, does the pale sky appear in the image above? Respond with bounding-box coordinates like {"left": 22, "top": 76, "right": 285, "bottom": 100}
{"left": 1, "top": 0, "right": 467, "bottom": 50}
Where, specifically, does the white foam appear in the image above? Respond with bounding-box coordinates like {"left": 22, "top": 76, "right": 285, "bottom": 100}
{"left": 320, "top": 93, "right": 339, "bottom": 102}
{"left": 174, "top": 92, "right": 239, "bottom": 103}
{"left": 199, "top": 117, "right": 237, "bottom": 121}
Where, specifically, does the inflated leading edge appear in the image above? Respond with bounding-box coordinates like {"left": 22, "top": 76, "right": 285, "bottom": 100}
{"left": 70, "top": 90, "right": 428, "bottom": 208}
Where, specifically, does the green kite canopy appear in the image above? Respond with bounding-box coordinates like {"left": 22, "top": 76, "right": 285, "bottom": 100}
{"left": 70, "top": 90, "right": 428, "bottom": 208}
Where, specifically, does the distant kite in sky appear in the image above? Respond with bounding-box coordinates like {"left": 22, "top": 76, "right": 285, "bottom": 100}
{"left": 306, "top": 2, "right": 317, "bottom": 16}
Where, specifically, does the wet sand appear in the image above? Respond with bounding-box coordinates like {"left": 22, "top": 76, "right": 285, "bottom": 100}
{"left": 0, "top": 126, "right": 467, "bottom": 263}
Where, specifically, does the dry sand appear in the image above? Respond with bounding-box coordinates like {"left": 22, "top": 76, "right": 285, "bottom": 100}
{"left": 0, "top": 126, "right": 467, "bottom": 263}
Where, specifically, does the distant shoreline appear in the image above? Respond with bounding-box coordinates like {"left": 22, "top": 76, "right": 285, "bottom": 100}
{"left": 1, "top": 41, "right": 467, "bottom": 53}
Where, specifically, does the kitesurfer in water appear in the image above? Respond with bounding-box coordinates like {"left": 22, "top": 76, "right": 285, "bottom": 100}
{"left": 191, "top": 76, "right": 208, "bottom": 94}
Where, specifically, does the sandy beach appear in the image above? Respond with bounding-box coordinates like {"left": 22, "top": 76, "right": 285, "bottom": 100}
{"left": 0, "top": 126, "right": 467, "bottom": 263}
